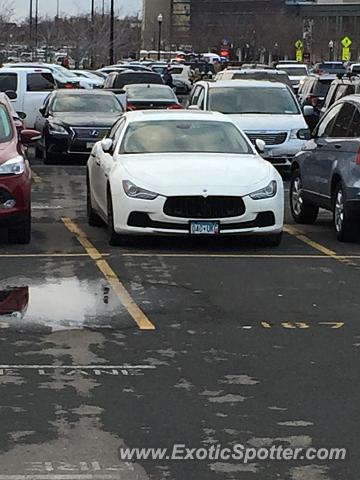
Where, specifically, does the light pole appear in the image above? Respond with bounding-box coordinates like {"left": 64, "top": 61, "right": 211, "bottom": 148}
{"left": 29, "top": 0, "right": 33, "bottom": 46}
{"left": 157, "top": 13, "right": 163, "bottom": 61}
{"left": 329, "top": 40, "right": 334, "bottom": 61}
{"left": 57, "top": 0, "right": 60, "bottom": 18}
{"left": 35, "top": 0, "right": 39, "bottom": 50}
{"left": 109, "top": 0, "right": 114, "bottom": 64}
{"left": 90, "top": 0, "right": 95, "bottom": 68}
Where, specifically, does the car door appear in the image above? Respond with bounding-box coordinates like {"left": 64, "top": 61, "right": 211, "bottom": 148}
{"left": 301, "top": 102, "right": 343, "bottom": 198}
{"left": 92, "top": 119, "right": 126, "bottom": 216}
{"left": 23, "top": 72, "right": 56, "bottom": 128}
{"left": 0, "top": 72, "right": 21, "bottom": 113}
{"left": 316, "top": 102, "right": 356, "bottom": 199}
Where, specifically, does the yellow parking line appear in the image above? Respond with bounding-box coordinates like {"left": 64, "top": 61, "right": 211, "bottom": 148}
{"left": 284, "top": 224, "right": 337, "bottom": 257}
{"left": 0, "top": 253, "right": 105, "bottom": 258}
{"left": 31, "top": 171, "right": 42, "bottom": 184}
{"left": 62, "top": 217, "right": 155, "bottom": 331}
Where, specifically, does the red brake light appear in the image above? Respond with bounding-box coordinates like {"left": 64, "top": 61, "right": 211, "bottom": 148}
{"left": 167, "top": 103, "right": 183, "bottom": 109}
{"left": 307, "top": 94, "right": 318, "bottom": 107}
{"left": 65, "top": 82, "right": 75, "bottom": 89}
{"left": 356, "top": 147, "right": 360, "bottom": 165}
{"left": 126, "top": 103, "right": 137, "bottom": 111}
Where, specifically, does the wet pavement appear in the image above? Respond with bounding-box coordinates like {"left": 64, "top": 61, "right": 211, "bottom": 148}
{"left": 0, "top": 154, "right": 359, "bottom": 479}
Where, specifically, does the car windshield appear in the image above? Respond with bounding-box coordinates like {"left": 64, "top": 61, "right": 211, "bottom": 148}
{"left": 313, "top": 80, "right": 333, "bottom": 96}
{"left": 209, "top": 87, "right": 299, "bottom": 114}
{"left": 0, "top": 104, "right": 13, "bottom": 142}
{"left": 282, "top": 67, "right": 308, "bottom": 76}
{"left": 126, "top": 85, "right": 175, "bottom": 100}
{"left": 121, "top": 120, "right": 252, "bottom": 154}
{"left": 51, "top": 94, "right": 123, "bottom": 113}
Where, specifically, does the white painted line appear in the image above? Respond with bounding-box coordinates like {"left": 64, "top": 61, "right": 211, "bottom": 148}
{"left": 0, "top": 475, "right": 119, "bottom": 480}
{"left": 0, "top": 365, "right": 155, "bottom": 370}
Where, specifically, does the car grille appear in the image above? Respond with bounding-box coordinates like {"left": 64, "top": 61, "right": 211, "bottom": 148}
{"left": 0, "top": 188, "right": 13, "bottom": 204}
{"left": 72, "top": 127, "right": 109, "bottom": 139}
{"left": 246, "top": 132, "right": 287, "bottom": 145}
{"left": 163, "top": 196, "right": 246, "bottom": 219}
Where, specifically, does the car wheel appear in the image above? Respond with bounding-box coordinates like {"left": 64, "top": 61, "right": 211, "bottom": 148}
{"left": 333, "top": 182, "right": 358, "bottom": 242}
{"left": 107, "top": 190, "right": 128, "bottom": 246}
{"left": 290, "top": 169, "right": 319, "bottom": 224}
{"left": 8, "top": 209, "right": 31, "bottom": 244}
{"left": 264, "top": 232, "right": 283, "bottom": 247}
{"left": 87, "top": 173, "right": 103, "bottom": 227}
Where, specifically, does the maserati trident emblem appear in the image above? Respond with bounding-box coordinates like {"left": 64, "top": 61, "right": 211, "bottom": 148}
{"left": 90, "top": 129, "right": 100, "bottom": 138}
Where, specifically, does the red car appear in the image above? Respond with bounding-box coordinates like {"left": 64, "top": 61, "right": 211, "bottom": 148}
{"left": 0, "top": 287, "right": 29, "bottom": 317}
{"left": 0, "top": 96, "right": 41, "bottom": 244}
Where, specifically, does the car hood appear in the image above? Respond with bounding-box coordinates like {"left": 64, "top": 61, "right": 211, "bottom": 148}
{"left": 0, "top": 138, "right": 19, "bottom": 165}
{"left": 119, "top": 153, "right": 272, "bottom": 196}
{"left": 50, "top": 113, "right": 122, "bottom": 127}
{"left": 226, "top": 113, "right": 307, "bottom": 131}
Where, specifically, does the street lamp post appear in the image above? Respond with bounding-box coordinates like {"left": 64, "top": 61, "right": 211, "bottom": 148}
{"left": 157, "top": 13, "right": 163, "bottom": 61}
{"left": 109, "top": 0, "right": 114, "bottom": 64}
{"left": 29, "top": 0, "right": 33, "bottom": 46}
{"left": 90, "top": 0, "right": 95, "bottom": 68}
{"left": 35, "top": 0, "right": 39, "bottom": 50}
{"left": 329, "top": 40, "right": 334, "bottom": 61}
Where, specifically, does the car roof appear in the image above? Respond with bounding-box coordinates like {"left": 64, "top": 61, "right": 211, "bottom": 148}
{"left": 306, "top": 74, "right": 337, "bottom": 81}
{"left": 125, "top": 84, "right": 171, "bottom": 89}
{"left": 124, "top": 110, "right": 228, "bottom": 122}
{"left": 52, "top": 89, "right": 117, "bottom": 96}
{"left": 207, "top": 79, "right": 289, "bottom": 89}
{"left": 338, "top": 94, "right": 360, "bottom": 104}
{"left": 0, "top": 67, "right": 52, "bottom": 73}
{"left": 277, "top": 64, "right": 307, "bottom": 68}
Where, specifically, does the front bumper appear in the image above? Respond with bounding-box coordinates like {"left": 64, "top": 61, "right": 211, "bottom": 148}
{"left": 262, "top": 139, "right": 306, "bottom": 168}
{"left": 0, "top": 171, "right": 31, "bottom": 227}
{"left": 47, "top": 128, "right": 109, "bottom": 156}
{"left": 111, "top": 193, "right": 284, "bottom": 236}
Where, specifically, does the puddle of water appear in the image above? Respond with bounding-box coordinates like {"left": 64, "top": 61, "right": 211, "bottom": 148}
{"left": 0, "top": 279, "right": 124, "bottom": 330}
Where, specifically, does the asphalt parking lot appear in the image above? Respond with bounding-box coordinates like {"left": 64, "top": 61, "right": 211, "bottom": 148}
{"left": 0, "top": 153, "right": 359, "bottom": 480}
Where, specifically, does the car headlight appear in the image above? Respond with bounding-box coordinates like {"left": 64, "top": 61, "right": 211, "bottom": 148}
{"left": 48, "top": 122, "right": 68, "bottom": 135}
{"left": 0, "top": 155, "right": 25, "bottom": 176}
{"left": 290, "top": 128, "right": 311, "bottom": 140}
{"left": 122, "top": 180, "right": 158, "bottom": 200}
{"left": 249, "top": 180, "right": 277, "bottom": 200}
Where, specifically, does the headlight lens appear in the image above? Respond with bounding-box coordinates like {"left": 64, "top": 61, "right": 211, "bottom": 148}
{"left": 0, "top": 156, "right": 25, "bottom": 176}
{"left": 249, "top": 180, "right": 277, "bottom": 200}
{"left": 290, "top": 128, "right": 311, "bottom": 140}
{"left": 122, "top": 180, "right": 158, "bottom": 200}
{"left": 48, "top": 122, "right": 68, "bottom": 135}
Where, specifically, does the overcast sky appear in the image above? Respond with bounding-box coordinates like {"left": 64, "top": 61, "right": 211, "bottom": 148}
{"left": 12, "top": 0, "right": 142, "bottom": 20}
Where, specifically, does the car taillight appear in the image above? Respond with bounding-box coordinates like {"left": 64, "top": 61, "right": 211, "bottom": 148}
{"left": 356, "top": 147, "right": 360, "bottom": 165}
{"left": 307, "top": 94, "right": 318, "bottom": 107}
{"left": 65, "top": 82, "right": 75, "bottom": 89}
{"left": 167, "top": 103, "right": 183, "bottom": 109}
{"left": 126, "top": 104, "right": 137, "bottom": 111}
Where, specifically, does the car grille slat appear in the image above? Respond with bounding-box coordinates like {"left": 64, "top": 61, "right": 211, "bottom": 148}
{"left": 164, "top": 196, "right": 245, "bottom": 219}
{"left": 72, "top": 127, "right": 109, "bottom": 139}
{"left": 246, "top": 132, "right": 287, "bottom": 145}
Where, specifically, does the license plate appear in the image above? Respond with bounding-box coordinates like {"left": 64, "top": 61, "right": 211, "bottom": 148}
{"left": 190, "top": 221, "right": 219, "bottom": 235}
{"left": 86, "top": 142, "right": 96, "bottom": 149}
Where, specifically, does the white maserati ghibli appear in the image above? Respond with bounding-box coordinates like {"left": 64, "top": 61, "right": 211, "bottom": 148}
{"left": 87, "top": 110, "right": 284, "bottom": 246}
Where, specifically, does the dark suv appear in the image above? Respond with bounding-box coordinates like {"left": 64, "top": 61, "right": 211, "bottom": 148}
{"left": 103, "top": 70, "right": 164, "bottom": 90}
{"left": 297, "top": 74, "right": 335, "bottom": 129}
{"left": 320, "top": 75, "right": 360, "bottom": 117}
{"left": 290, "top": 95, "right": 360, "bottom": 241}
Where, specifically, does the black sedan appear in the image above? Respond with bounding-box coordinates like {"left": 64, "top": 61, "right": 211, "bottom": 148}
{"left": 35, "top": 90, "right": 124, "bottom": 164}
{"left": 124, "top": 84, "right": 183, "bottom": 111}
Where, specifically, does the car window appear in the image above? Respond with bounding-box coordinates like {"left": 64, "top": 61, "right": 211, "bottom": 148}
{"left": 347, "top": 108, "right": 360, "bottom": 138}
{"left": 330, "top": 103, "right": 355, "bottom": 138}
{"left": 189, "top": 86, "right": 201, "bottom": 105}
{"left": 120, "top": 120, "right": 253, "bottom": 155}
{"left": 197, "top": 88, "right": 205, "bottom": 109}
{"left": 335, "top": 84, "right": 355, "bottom": 102}
{"left": 313, "top": 80, "right": 332, "bottom": 97}
{"left": 114, "top": 73, "right": 163, "bottom": 89}
{"left": 27, "top": 73, "right": 55, "bottom": 92}
{"left": 0, "top": 73, "right": 18, "bottom": 92}
{"left": 317, "top": 103, "right": 343, "bottom": 138}
{"left": 51, "top": 94, "right": 123, "bottom": 113}
{"left": 323, "top": 83, "right": 338, "bottom": 109}
{"left": 0, "top": 104, "right": 13, "bottom": 141}
{"left": 108, "top": 119, "right": 126, "bottom": 153}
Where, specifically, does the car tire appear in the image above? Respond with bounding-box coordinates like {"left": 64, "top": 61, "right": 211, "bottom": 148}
{"left": 290, "top": 169, "right": 319, "bottom": 224}
{"left": 87, "top": 173, "right": 103, "bottom": 227}
{"left": 107, "top": 190, "right": 128, "bottom": 246}
{"left": 333, "top": 182, "right": 359, "bottom": 242}
{"left": 264, "top": 232, "right": 283, "bottom": 247}
{"left": 8, "top": 209, "right": 31, "bottom": 244}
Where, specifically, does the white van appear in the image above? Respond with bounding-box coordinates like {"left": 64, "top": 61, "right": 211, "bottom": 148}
{"left": 0, "top": 68, "right": 56, "bottom": 128}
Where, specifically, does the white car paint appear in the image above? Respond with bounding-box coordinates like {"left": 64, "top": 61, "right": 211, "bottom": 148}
{"left": 188, "top": 80, "right": 310, "bottom": 168}
{"left": 276, "top": 64, "right": 309, "bottom": 91}
{"left": 87, "top": 111, "right": 284, "bottom": 243}
{"left": 0, "top": 67, "right": 56, "bottom": 128}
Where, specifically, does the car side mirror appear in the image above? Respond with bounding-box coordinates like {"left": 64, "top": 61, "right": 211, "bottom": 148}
{"left": 303, "top": 105, "right": 315, "bottom": 117}
{"left": 39, "top": 107, "right": 47, "bottom": 116}
{"left": 255, "top": 139, "right": 266, "bottom": 153}
{"left": 5, "top": 90, "right": 17, "bottom": 100}
{"left": 101, "top": 138, "right": 113, "bottom": 153}
{"left": 17, "top": 111, "right": 26, "bottom": 120}
{"left": 21, "top": 129, "right": 42, "bottom": 145}
{"left": 178, "top": 97, "right": 183, "bottom": 104}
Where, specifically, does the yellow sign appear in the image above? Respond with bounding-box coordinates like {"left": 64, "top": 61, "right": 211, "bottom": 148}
{"left": 342, "top": 47, "right": 351, "bottom": 61}
{"left": 295, "top": 40, "right": 303, "bottom": 50}
{"left": 341, "top": 36, "right": 352, "bottom": 48}
{"left": 296, "top": 50, "right": 303, "bottom": 62}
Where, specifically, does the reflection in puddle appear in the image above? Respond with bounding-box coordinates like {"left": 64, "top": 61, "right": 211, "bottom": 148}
{"left": 0, "top": 279, "right": 125, "bottom": 330}
{"left": 0, "top": 287, "right": 29, "bottom": 318}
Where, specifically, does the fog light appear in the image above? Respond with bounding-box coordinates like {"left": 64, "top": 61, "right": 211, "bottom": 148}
{"left": 0, "top": 199, "right": 16, "bottom": 209}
